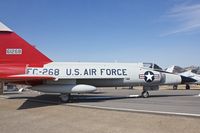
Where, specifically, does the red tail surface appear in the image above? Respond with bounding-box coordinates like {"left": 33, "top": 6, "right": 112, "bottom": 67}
{"left": 0, "top": 22, "right": 52, "bottom": 67}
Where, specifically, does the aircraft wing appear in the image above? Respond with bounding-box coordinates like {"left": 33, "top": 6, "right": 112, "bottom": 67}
{"left": 0, "top": 74, "right": 56, "bottom": 81}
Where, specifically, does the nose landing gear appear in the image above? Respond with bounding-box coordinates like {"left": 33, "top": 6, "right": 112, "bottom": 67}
{"left": 141, "top": 91, "right": 149, "bottom": 98}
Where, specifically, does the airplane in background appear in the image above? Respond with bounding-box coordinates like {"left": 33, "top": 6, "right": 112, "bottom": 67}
{"left": 0, "top": 22, "right": 196, "bottom": 102}
{"left": 166, "top": 66, "right": 200, "bottom": 90}
{"left": 181, "top": 70, "right": 200, "bottom": 86}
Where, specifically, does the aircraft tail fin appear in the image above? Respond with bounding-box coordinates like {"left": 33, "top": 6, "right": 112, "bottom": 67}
{"left": 165, "top": 65, "right": 175, "bottom": 73}
{"left": 0, "top": 22, "right": 52, "bottom": 66}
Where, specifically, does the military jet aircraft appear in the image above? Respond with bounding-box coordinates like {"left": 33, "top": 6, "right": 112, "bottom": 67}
{"left": 0, "top": 22, "right": 196, "bottom": 102}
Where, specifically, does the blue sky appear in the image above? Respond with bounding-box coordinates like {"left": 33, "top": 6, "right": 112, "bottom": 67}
{"left": 0, "top": 0, "right": 200, "bottom": 68}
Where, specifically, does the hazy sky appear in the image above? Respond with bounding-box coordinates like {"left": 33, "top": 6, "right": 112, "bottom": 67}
{"left": 1, "top": 0, "right": 200, "bottom": 68}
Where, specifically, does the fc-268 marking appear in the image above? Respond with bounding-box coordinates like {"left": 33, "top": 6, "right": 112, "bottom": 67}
{"left": 26, "top": 68, "right": 60, "bottom": 76}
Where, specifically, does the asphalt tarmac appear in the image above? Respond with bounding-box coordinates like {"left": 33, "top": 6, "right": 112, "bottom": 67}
{"left": 4, "top": 85, "right": 200, "bottom": 117}
{"left": 70, "top": 87, "right": 200, "bottom": 117}
{"left": 1, "top": 85, "right": 200, "bottom": 133}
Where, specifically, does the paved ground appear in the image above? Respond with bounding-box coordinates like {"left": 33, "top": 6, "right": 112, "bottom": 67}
{"left": 5, "top": 85, "right": 200, "bottom": 116}
{"left": 69, "top": 87, "right": 200, "bottom": 117}
{"left": 1, "top": 85, "right": 200, "bottom": 133}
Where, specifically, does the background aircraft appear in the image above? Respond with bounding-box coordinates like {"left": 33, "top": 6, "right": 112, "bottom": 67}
{"left": 0, "top": 22, "right": 196, "bottom": 102}
{"left": 166, "top": 65, "right": 200, "bottom": 89}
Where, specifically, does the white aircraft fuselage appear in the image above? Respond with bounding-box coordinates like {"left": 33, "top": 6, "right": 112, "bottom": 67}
{"left": 26, "top": 62, "right": 183, "bottom": 93}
